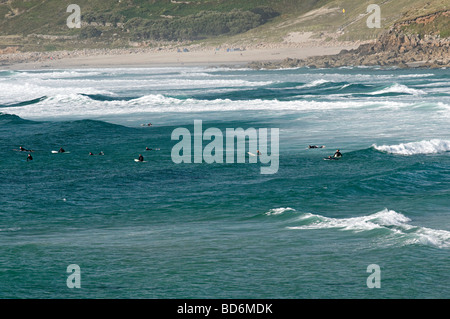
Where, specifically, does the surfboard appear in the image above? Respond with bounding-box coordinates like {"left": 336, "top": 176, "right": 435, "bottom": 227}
{"left": 247, "top": 152, "right": 256, "bottom": 157}
{"left": 52, "top": 151, "right": 70, "bottom": 154}
{"left": 134, "top": 159, "right": 147, "bottom": 163}
{"left": 323, "top": 157, "right": 339, "bottom": 160}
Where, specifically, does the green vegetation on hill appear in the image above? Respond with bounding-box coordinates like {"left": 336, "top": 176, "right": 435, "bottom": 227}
{"left": 0, "top": 0, "right": 448, "bottom": 52}
{"left": 125, "top": 8, "right": 279, "bottom": 41}
{"left": 0, "top": 0, "right": 330, "bottom": 50}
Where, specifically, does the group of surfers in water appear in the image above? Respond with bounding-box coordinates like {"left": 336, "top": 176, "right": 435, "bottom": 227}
{"left": 18, "top": 144, "right": 341, "bottom": 162}
{"left": 17, "top": 146, "right": 158, "bottom": 162}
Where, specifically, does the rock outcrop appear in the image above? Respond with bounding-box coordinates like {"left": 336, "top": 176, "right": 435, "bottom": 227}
{"left": 248, "top": 10, "right": 450, "bottom": 69}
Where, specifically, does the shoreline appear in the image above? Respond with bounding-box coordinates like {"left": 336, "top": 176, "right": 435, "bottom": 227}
{"left": 0, "top": 41, "right": 362, "bottom": 70}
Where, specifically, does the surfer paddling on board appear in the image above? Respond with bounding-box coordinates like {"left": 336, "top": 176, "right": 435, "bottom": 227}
{"left": 324, "top": 149, "right": 343, "bottom": 160}
{"left": 26, "top": 153, "right": 33, "bottom": 162}
{"left": 308, "top": 145, "right": 325, "bottom": 149}
{"left": 333, "top": 149, "right": 342, "bottom": 158}
{"left": 19, "top": 146, "right": 34, "bottom": 152}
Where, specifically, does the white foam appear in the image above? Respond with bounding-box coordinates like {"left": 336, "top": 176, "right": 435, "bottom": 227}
{"left": 372, "top": 139, "right": 450, "bottom": 155}
{"left": 264, "top": 207, "right": 296, "bottom": 216}
{"left": 369, "top": 83, "right": 425, "bottom": 95}
{"left": 287, "top": 209, "right": 450, "bottom": 248}
{"left": 296, "top": 79, "right": 330, "bottom": 88}
{"left": 397, "top": 73, "right": 434, "bottom": 78}
{"left": 1, "top": 92, "right": 411, "bottom": 120}
{"left": 288, "top": 209, "right": 408, "bottom": 232}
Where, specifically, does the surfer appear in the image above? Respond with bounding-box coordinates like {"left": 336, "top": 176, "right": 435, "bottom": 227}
{"left": 257, "top": 150, "right": 262, "bottom": 155}
{"left": 333, "top": 149, "right": 342, "bottom": 158}
{"left": 309, "top": 145, "right": 325, "bottom": 149}
{"left": 19, "top": 146, "right": 33, "bottom": 152}
{"left": 145, "top": 147, "right": 152, "bottom": 151}
{"left": 26, "top": 153, "right": 33, "bottom": 162}
{"left": 58, "top": 147, "right": 66, "bottom": 153}
{"left": 138, "top": 154, "right": 144, "bottom": 162}
{"left": 89, "top": 152, "right": 94, "bottom": 156}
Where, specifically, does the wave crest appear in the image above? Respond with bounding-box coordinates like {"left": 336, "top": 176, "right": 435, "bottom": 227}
{"left": 369, "top": 83, "right": 425, "bottom": 96}
{"left": 372, "top": 139, "right": 450, "bottom": 155}
{"left": 287, "top": 208, "right": 450, "bottom": 249}
{"left": 264, "top": 207, "right": 296, "bottom": 216}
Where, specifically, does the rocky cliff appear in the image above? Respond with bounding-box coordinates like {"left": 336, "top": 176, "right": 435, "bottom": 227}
{"left": 249, "top": 10, "right": 450, "bottom": 69}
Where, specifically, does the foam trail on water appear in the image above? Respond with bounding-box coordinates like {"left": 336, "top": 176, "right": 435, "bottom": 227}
{"left": 283, "top": 209, "right": 450, "bottom": 249}
{"left": 372, "top": 139, "right": 450, "bottom": 155}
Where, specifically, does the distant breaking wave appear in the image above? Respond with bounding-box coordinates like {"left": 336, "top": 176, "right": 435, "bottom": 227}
{"left": 372, "top": 139, "right": 450, "bottom": 155}
{"left": 0, "top": 92, "right": 414, "bottom": 119}
{"left": 266, "top": 208, "right": 450, "bottom": 249}
{"left": 368, "top": 83, "right": 425, "bottom": 96}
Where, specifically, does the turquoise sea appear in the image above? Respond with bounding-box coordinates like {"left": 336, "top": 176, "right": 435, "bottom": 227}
{"left": 0, "top": 66, "right": 449, "bottom": 298}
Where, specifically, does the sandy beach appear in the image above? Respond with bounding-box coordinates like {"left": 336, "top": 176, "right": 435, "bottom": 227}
{"left": 0, "top": 39, "right": 362, "bottom": 70}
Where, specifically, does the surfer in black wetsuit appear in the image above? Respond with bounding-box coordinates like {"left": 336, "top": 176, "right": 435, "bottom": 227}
{"left": 138, "top": 154, "right": 144, "bottom": 162}
{"left": 27, "top": 153, "right": 33, "bottom": 162}
{"left": 308, "top": 145, "right": 325, "bottom": 149}
{"left": 19, "top": 146, "right": 33, "bottom": 152}
{"left": 58, "top": 147, "right": 65, "bottom": 153}
{"left": 333, "top": 149, "right": 342, "bottom": 158}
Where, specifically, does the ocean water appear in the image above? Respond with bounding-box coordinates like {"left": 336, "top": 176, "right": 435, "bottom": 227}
{"left": 0, "top": 66, "right": 449, "bottom": 298}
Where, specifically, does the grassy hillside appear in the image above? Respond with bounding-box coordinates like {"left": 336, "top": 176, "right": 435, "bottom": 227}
{"left": 242, "top": 0, "right": 449, "bottom": 42}
{"left": 0, "top": 0, "right": 448, "bottom": 52}
{"left": 0, "top": 0, "right": 328, "bottom": 34}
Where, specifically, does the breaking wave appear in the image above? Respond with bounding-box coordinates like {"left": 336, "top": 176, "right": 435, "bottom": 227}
{"left": 278, "top": 208, "right": 450, "bottom": 249}
{"left": 372, "top": 139, "right": 450, "bottom": 155}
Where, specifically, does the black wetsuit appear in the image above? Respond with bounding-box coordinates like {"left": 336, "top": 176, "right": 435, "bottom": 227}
{"left": 138, "top": 155, "right": 144, "bottom": 162}
{"left": 334, "top": 151, "right": 342, "bottom": 158}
